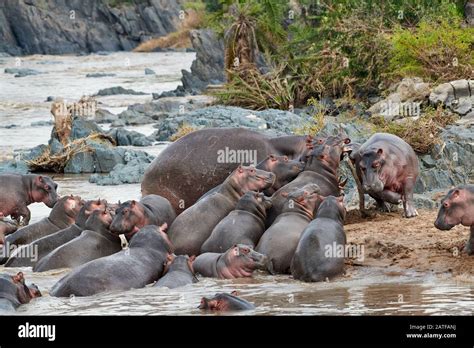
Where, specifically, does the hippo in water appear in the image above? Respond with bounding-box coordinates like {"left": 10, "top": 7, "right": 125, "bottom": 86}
{"left": 154, "top": 254, "right": 198, "bottom": 289}
{"left": 34, "top": 209, "right": 121, "bottom": 272}
{"left": 168, "top": 165, "right": 275, "bottom": 255}
{"left": 201, "top": 191, "right": 272, "bottom": 253}
{"left": 200, "top": 154, "right": 305, "bottom": 200}
{"left": 193, "top": 244, "right": 269, "bottom": 279}
{"left": 141, "top": 127, "right": 309, "bottom": 214}
{"left": 4, "top": 199, "right": 106, "bottom": 267}
{"left": 199, "top": 291, "right": 255, "bottom": 311}
{"left": 434, "top": 185, "right": 474, "bottom": 255}
{"left": 50, "top": 224, "right": 172, "bottom": 297}
{"left": 350, "top": 133, "right": 419, "bottom": 218}
{"left": 0, "top": 272, "right": 41, "bottom": 312}
{"left": 0, "top": 174, "right": 58, "bottom": 225}
{"left": 266, "top": 134, "right": 350, "bottom": 226}
{"left": 2, "top": 195, "right": 83, "bottom": 250}
{"left": 291, "top": 196, "right": 347, "bottom": 282}
{"left": 110, "top": 194, "right": 176, "bottom": 239}
{"left": 256, "top": 184, "right": 322, "bottom": 274}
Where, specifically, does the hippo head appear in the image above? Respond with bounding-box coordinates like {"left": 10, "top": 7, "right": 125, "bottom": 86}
{"left": 199, "top": 291, "right": 254, "bottom": 311}
{"left": 49, "top": 195, "right": 84, "bottom": 226}
{"left": 223, "top": 244, "right": 270, "bottom": 276}
{"left": 109, "top": 200, "right": 145, "bottom": 235}
{"left": 258, "top": 154, "right": 305, "bottom": 193}
{"left": 435, "top": 186, "right": 474, "bottom": 230}
{"left": 75, "top": 198, "right": 108, "bottom": 227}
{"left": 12, "top": 272, "right": 42, "bottom": 304}
{"left": 281, "top": 183, "right": 322, "bottom": 218}
{"left": 31, "top": 175, "right": 59, "bottom": 208}
{"left": 316, "top": 195, "right": 346, "bottom": 222}
{"left": 305, "top": 137, "right": 349, "bottom": 173}
{"left": 236, "top": 191, "right": 272, "bottom": 218}
{"left": 230, "top": 165, "right": 275, "bottom": 194}
{"left": 85, "top": 208, "right": 113, "bottom": 231}
{"left": 358, "top": 148, "right": 386, "bottom": 193}
{"left": 162, "top": 254, "right": 195, "bottom": 276}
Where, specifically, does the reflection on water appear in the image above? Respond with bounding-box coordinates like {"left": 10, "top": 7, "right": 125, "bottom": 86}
{"left": 0, "top": 267, "right": 471, "bottom": 315}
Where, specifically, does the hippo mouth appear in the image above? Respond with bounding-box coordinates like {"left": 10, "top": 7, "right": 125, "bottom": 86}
{"left": 434, "top": 218, "right": 455, "bottom": 231}
{"left": 257, "top": 174, "right": 275, "bottom": 185}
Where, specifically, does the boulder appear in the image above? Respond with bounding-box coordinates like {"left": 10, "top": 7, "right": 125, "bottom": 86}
{"left": 95, "top": 86, "right": 147, "bottom": 96}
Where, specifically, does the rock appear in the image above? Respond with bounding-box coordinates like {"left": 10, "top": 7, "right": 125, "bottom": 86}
{"left": 466, "top": 1, "right": 474, "bottom": 26}
{"left": 107, "top": 128, "right": 153, "bottom": 147}
{"left": 429, "top": 79, "right": 474, "bottom": 117}
{"left": 86, "top": 73, "right": 116, "bottom": 78}
{"left": 45, "top": 96, "right": 55, "bottom": 102}
{"left": 94, "top": 109, "right": 118, "bottom": 124}
{"left": 0, "top": 0, "right": 181, "bottom": 55}
{"left": 456, "top": 111, "right": 474, "bottom": 126}
{"left": 0, "top": 160, "right": 29, "bottom": 174}
{"left": 368, "top": 77, "right": 430, "bottom": 120}
{"left": 4, "top": 68, "right": 43, "bottom": 77}
{"left": 153, "top": 85, "right": 186, "bottom": 99}
{"left": 95, "top": 86, "right": 147, "bottom": 96}
{"left": 89, "top": 152, "right": 154, "bottom": 185}
{"left": 144, "top": 68, "right": 155, "bottom": 75}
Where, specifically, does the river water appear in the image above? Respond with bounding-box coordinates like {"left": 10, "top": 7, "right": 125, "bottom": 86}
{"left": 0, "top": 52, "right": 473, "bottom": 315}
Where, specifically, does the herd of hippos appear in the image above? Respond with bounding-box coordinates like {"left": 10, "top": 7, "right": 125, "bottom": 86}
{"left": 0, "top": 128, "right": 472, "bottom": 312}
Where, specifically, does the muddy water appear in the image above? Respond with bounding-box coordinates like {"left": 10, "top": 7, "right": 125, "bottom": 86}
{"left": 1, "top": 52, "right": 473, "bottom": 315}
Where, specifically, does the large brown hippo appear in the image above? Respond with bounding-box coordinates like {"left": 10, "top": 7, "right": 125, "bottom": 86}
{"left": 201, "top": 191, "right": 272, "bottom": 253}
{"left": 154, "top": 254, "right": 197, "bottom": 289}
{"left": 34, "top": 209, "right": 121, "bottom": 272}
{"left": 350, "top": 133, "right": 419, "bottom": 218}
{"left": 4, "top": 199, "right": 106, "bottom": 268}
{"left": 0, "top": 174, "right": 59, "bottom": 225}
{"left": 168, "top": 165, "right": 275, "bottom": 255}
{"left": 199, "top": 291, "right": 255, "bottom": 311}
{"left": 256, "top": 184, "right": 322, "bottom": 274}
{"left": 193, "top": 244, "right": 269, "bottom": 279}
{"left": 141, "top": 128, "right": 308, "bottom": 214}
{"left": 266, "top": 135, "right": 349, "bottom": 226}
{"left": 434, "top": 185, "right": 474, "bottom": 255}
{"left": 0, "top": 272, "right": 41, "bottom": 312}
{"left": 291, "top": 196, "right": 346, "bottom": 282}
{"left": 110, "top": 194, "right": 176, "bottom": 239}
{"left": 50, "top": 224, "right": 172, "bottom": 297}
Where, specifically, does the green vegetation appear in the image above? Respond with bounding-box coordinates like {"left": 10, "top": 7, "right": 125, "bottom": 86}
{"left": 205, "top": 0, "right": 471, "bottom": 110}
{"left": 294, "top": 98, "right": 326, "bottom": 136}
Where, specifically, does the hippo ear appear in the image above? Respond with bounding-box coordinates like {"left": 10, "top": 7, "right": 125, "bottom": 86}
{"left": 12, "top": 272, "right": 24, "bottom": 283}
{"left": 305, "top": 135, "right": 313, "bottom": 143}
{"left": 38, "top": 175, "right": 44, "bottom": 183}
{"left": 166, "top": 254, "right": 174, "bottom": 262}
{"left": 451, "top": 189, "right": 460, "bottom": 200}
{"left": 159, "top": 222, "right": 168, "bottom": 232}
{"left": 343, "top": 138, "right": 351, "bottom": 144}
{"left": 189, "top": 255, "right": 196, "bottom": 262}
{"left": 377, "top": 148, "right": 383, "bottom": 156}
{"left": 237, "top": 165, "right": 244, "bottom": 173}
{"left": 231, "top": 290, "right": 239, "bottom": 296}
{"left": 269, "top": 154, "right": 277, "bottom": 161}
{"left": 130, "top": 200, "right": 136, "bottom": 206}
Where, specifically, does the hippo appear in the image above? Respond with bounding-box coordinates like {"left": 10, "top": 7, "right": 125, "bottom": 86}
{"left": 154, "top": 255, "right": 197, "bottom": 289}
{"left": 34, "top": 209, "right": 121, "bottom": 272}
{"left": 4, "top": 199, "right": 107, "bottom": 268}
{"left": 434, "top": 185, "right": 474, "bottom": 255}
{"left": 199, "top": 291, "right": 255, "bottom": 311}
{"left": 50, "top": 224, "right": 172, "bottom": 297}
{"left": 0, "top": 220, "right": 18, "bottom": 245}
{"left": 2, "top": 195, "right": 83, "bottom": 250}
{"left": 168, "top": 165, "right": 275, "bottom": 255}
{"left": 350, "top": 133, "right": 419, "bottom": 218}
{"left": 256, "top": 184, "right": 322, "bottom": 274}
{"left": 193, "top": 244, "right": 269, "bottom": 279}
{"left": 0, "top": 174, "right": 58, "bottom": 225}
{"left": 200, "top": 154, "right": 305, "bottom": 199}
{"left": 201, "top": 191, "right": 272, "bottom": 253}
{"left": 0, "top": 272, "right": 41, "bottom": 312}
{"left": 110, "top": 194, "right": 176, "bottom": 239}
{"left": 141, "top": 127, "right": 309, "bottom": 214}
{"left": 291, "top": 196, "right": 347, "bottom": 282}
{"left": 266, "top": 135, "right": 349, "bottom": 226}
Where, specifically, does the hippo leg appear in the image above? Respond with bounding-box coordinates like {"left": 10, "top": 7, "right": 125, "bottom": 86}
{"left": 402, "top": 178, "right": 418, "bottom": 218}
{"left": 463, "top": 228, "right": 474, "bottom": 256}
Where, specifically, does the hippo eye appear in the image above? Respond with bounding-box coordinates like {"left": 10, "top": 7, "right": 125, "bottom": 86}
{"left": 242, "top": 248, "right": 250, "bottom": 254}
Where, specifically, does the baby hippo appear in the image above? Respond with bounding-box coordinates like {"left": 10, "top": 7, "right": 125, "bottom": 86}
{"left": 199, "top": 291, "right": 255, "bottom": 312}
{"left": 291, "top": 196, "right": 346, "bottom": 282}
{"left": 34, "top": 209, "right": 121, "bottom": 272}
{"left": 0, "top": 174, "right": 58, "bottom": 225}
{"left": 154, "top": 255, "right": 197, "bottom": 289}
{"left": 0, "top": 272, "right": 41, "bottom": 312}
{"left": 201, "top": 191, "right": 272, "bottom": 253}
{"left": 435, "top": 185, "right": 474, "bottom": 255}
{"left": 256, "top": 183, "right": 322, "bottom": 274}
{"left": 193, "top": 244, "right": 270, "bottom": 279}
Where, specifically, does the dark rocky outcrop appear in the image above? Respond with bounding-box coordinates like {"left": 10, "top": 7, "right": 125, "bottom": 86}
{"left": 95, "top": 86, "right": 147, "bottom": 96}
{"left": 0, "top": 0, "right": 182, "bottom": 55}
